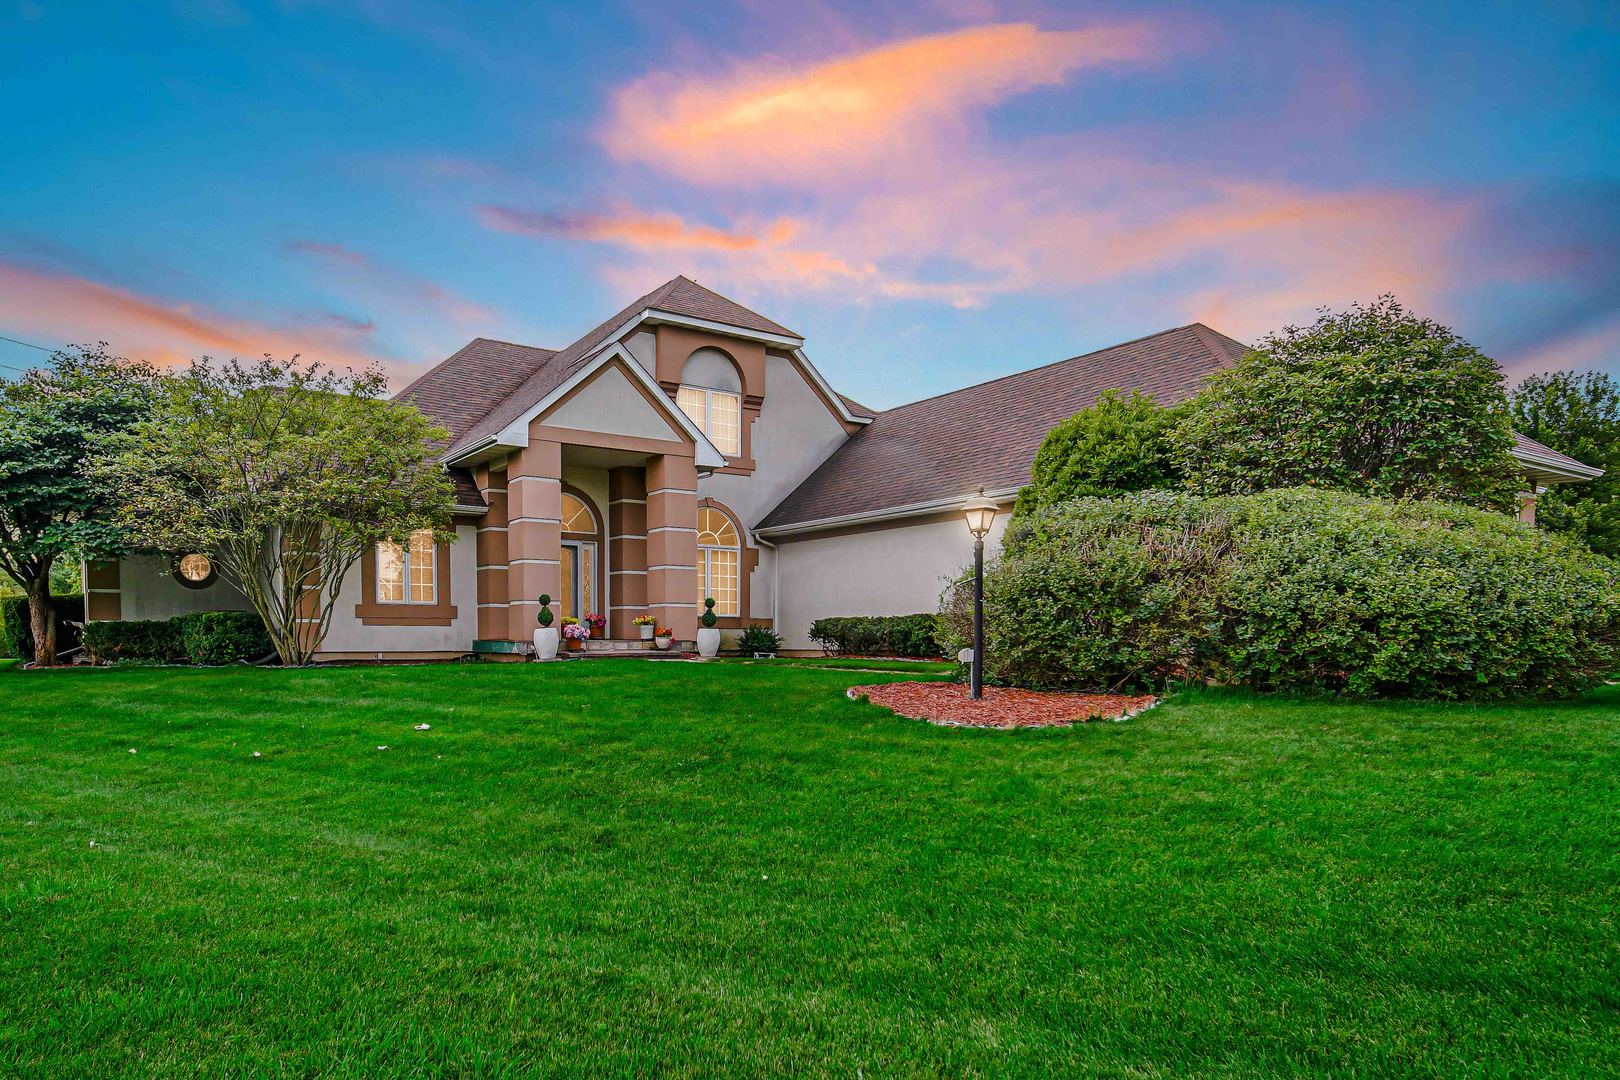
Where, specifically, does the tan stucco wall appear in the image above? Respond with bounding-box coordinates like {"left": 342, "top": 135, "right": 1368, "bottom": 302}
{"left": 115, "top": 555, "right": 256, "bottom": 620}
{"left": 774, "top": 514, "right": 1010, "bottom": 650}
{"left": 544, "top": 363, "right": 684, "bottom": 441}
{"left": 321, "top": 524, "right": 480, "bottom": 655}
{"left": 700, "top": 352, "right": 851, "bottom": 622}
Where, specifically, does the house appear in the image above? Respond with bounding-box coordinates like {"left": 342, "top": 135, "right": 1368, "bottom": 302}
{"left": 86, "top": 276, "right": 1604, "bottom": 658}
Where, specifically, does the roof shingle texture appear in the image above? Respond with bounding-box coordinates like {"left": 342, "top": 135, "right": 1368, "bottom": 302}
{"left": 439, "top": 276, "right": 795, "bottom": 459}
{"left": 758, "top": 324, "right": 1250, "bottom": 529}
{"left": 1512, "top": 431, "right": 1591, "bottom": 469}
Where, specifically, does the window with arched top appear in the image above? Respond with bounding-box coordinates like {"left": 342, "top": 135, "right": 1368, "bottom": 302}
{"left": 561, "top": 492, "right": 596, "bottom": 535}
{"left": 696, "top": 506, "right": 740, "bottom": 616}
{"left": 676, "top": 348, "right": 743, "bottom": 457}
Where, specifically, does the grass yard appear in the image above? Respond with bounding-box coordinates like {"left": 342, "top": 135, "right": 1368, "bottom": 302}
{"left": 2, "top": 662, "right": 1617, "bottom": 1076}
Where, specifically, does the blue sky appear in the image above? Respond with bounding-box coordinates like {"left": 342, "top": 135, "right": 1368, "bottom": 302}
{"left": 1, "top": 1, "right": 1616, "bottom": 408}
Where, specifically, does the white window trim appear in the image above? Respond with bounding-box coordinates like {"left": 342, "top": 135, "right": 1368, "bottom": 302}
{"left": 376, "top": 531, "right": 438, "bottom": 606}
{"left": 677, "top": 384, "right": 742, "bottom": 457}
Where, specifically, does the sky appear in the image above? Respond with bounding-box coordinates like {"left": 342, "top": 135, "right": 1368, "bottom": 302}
{"left": 1, "top": 1, "right": 1617, "bottom": 410}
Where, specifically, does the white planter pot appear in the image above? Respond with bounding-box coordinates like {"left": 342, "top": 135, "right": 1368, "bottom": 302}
{"left": 639, "top": 624, "right": 655, "bottom": 641}
{"left": 533, "top": 626, "right": 559, "bottom": 660}
{"left": 655, "top": 636, "right": 673, "bottom": 651}
{"left": 697, "top": 627, "right": 722, "bottom": 658}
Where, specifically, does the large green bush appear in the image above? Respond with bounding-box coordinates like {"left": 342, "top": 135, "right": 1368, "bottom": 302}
{"left": 81, "top": 618, "right": 186, "bottom": 664}
{"left": 808, "top": 614, "right": 941, "bottom": 658}
{"left": 941, "top": 489, "right": 1620, "bottom": 699}
{"left": 1016, "top": 389, "right": 1185, "bottom": 517}
{"left": 180, "top": 610, "right": 273, "bottom": 665}
{"left": 1, "top": 594, "right": 83, "bottom": 660}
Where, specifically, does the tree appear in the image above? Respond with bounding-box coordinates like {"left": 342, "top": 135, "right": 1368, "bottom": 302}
{"left": 0, "top": 346, "right": 160, "bottom": 665}
{"left": 1510, "top": 371, "right": 1620, "bottom": 556}
{"left": 103, "top": 357, "right": 454, "bottom": 666}
{"left": 1017, "top": 389, "right": 1184, "bottom": 517}
{"left": 1171, "top": 296, "right": 1523, "bottom": 512}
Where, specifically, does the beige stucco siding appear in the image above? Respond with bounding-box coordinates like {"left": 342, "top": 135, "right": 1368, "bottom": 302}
{"left": 114, "top": 555, "right": 256, "bottom": 620}
{"left": 320, "top": 524, "right": 480, "bottom": 655}
{"left": 774, "top": 514, "right": 1009, "bottom": 650}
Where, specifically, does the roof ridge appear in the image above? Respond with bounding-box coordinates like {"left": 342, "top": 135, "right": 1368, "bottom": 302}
{"left": 867, "top": 323, "right": 1213, "bottom": 416}
{"left": 468, "top": 336, "right": 560, "bottom": 352}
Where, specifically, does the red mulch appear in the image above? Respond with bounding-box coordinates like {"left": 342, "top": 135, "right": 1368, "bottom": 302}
{"left": 849, "top": 682, "right": 1157, "bottom": 729}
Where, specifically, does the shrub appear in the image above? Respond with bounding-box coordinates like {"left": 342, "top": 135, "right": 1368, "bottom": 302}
{"left": 808, "top": 614, "right": 941, "bottom": 658}
{"left": 736, "top": 625, "right": 783, "bottom": 655}
{"left": 81, "top": 617, "right": 186, "bottom": 664}
{"left": 1017, "top": 389, "right": 1185, "bottom": 517}
{"left": 940, "top": 489, "right": 1620, "bottom": 699}
{"left": 180, "top": 610, "right": 273, "bottom": 665}
{"left": 1, "top": 594, "right": 84, "bottom": 660}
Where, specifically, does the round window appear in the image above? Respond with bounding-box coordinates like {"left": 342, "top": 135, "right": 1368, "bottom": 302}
{"left": 173, "top": 553, "right": 217, "bottom": 589}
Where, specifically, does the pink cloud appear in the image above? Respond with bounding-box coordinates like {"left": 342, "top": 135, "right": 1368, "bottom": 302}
{"left": 0, "top": 259, "right": 389, "bottom": 372}
{"left": 601, "top": 22, "right": 1157, "bottom": 186}
{"left": 285, "top": 240, "right": 493, "bottom": 323}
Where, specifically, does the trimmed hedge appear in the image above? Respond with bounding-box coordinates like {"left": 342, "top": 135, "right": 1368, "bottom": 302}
{"left": 82, "top": 610, "right": 273, "bottom": 665}
{"left": 180, "top": 610, "right": 273, "bottom": 665}
{"left": 1, "top": 594, "right": 84, "bottom": 660}
{"left": 808, "top": 614, "right": 941, "bottom": 658}
{"left": 940, "top": 489, "right": 1620, "bottom": 699}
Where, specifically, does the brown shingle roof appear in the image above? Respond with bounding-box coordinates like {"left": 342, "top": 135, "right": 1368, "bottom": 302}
{"left": 1512, "top": 431, "right": 1595, "bottom": 471}
{"left": 399, "top": 337, "right": 559, "bottom": 445}
{"left": 441, "top": 276, "right": 795, "bottom": 459}
{"left": 758, "top": 324, "right": 1250, "bottom": 530}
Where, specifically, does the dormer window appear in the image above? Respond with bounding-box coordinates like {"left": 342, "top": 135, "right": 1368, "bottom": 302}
{"left": 676, "top": 385, "right": 741, "bottom": 456}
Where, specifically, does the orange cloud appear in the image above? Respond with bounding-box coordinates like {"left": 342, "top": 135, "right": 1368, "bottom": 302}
{"left": 602, "top": 22, "right": 1156, "bottom": 186}
{"left": 477, "top": 205, "right": 791, "bottom": 252}
{"left": 0, "top": 260, "right": 388, "bottom": 372}
{"left": 285, "top": 240, "right": 493, "bottom": 323}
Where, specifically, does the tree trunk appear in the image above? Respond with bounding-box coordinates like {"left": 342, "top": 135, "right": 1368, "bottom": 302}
{"left": 27, "top": 576, "right": 57, "bottom": 668}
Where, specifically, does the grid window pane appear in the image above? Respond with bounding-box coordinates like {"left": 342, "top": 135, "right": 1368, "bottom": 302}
{"left": 708, "top": 391, "right": 741, "bottom": 456}
{"left": 408, "top": 530, "right": 436, "bottom": 604}
{"left": 676, "top": 386, "right": 707, "bottom": 433}
{"left": 376, "top": 541, "right": 405, "bottom": 603}
{"left": 706, "top": 548, "right": 739, "bottom": 616}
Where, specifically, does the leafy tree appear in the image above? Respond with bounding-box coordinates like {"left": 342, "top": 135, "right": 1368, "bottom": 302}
{"left": 102, "top": 357, "right": 454, "bottom": 666}
{"left": 1017, "top": 389, "right": 1184, "bottom": 516}
{"left": 0, "top": 346, "right": 160, "bottom": 665}
{"left": 1510, "top": 370, "right": 1620, "bottom": 555}
{"left": 1172, "top": 296, "right": 1522, "bottom": 512}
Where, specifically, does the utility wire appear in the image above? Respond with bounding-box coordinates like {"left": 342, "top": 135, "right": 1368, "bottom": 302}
{"left": 0, "top": 332, "right": 59, "bottom": 375}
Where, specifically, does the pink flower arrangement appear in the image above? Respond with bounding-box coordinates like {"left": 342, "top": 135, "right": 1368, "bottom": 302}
{"left": 562, "top": 623, "right": 589, "bottom": 641}
{"left": 584, "top": 612, "right": 607, "bottom": 633}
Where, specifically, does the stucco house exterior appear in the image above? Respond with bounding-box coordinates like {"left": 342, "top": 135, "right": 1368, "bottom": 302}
{"left": 86, "top": 276, "right": 1604, "bottom": 658}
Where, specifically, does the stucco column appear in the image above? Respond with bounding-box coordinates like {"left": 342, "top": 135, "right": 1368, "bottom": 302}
{"left": 505, "top": 441, "right": 563, "bottom": 641}
{"left": 645, "top": 453, "right": 698, "bottom": 640}
{"left": 608, "top": 466, "right": 648, "bottom": 640}
{"left": 475, "top": 464, "right": 509, "bottom": 642}
{"left": 1519, "top": 489, "right": 1538, "bottom": 524}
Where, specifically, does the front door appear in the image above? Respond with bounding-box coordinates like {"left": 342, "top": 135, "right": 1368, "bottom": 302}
{"left": 559, "top": 540, "right": 596, "bottom": 622}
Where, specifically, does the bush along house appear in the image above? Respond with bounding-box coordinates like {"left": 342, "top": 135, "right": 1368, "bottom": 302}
{"left": 86, "top": 275, "right": 1604, "bottom": 659}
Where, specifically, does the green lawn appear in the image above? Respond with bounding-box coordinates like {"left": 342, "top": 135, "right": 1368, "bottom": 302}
{"left": 2, "top": 663, "right": 1616, "bottom": 1076}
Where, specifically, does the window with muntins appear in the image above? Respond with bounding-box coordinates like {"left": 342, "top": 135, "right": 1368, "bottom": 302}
{"left": 376, "top": 529, "right": 437, "bottom": 605}
{"left": 696, "top": 507, "right": 740, "bottom": 616}
{"left": 676, "top": 385, "right": 742, "bottom": 456}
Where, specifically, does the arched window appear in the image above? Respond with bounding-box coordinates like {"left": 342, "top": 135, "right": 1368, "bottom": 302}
{"left": 675, "top": 348, "right": 743, "bottom": 457}
{"left": 696, "top": 506, "right": 740, "bottom": 616}
{"left": 561, "top": 492, "right": 596, "bottom": 535}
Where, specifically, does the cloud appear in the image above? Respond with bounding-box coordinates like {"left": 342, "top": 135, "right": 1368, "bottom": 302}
{"left": 284, "top": 240, "right": 493, "bottom": 323}
{"left": 601, "top": 22, "right": 1156, "bottom": 186}
{"left": 477, "top": 205, "right": 790, "bottom": 252}
{"left": 0, "top": 259, "right": 388, "bottom": 371}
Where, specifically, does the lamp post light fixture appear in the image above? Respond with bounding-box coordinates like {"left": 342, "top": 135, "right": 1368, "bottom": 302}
{"left": 962, "top": 493, "right": 998, "bottom": 700}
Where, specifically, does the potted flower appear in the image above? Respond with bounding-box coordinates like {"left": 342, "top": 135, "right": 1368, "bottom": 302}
{"left": 584, "top": 612, "right": 607, "bottom": 638}
{"left": 653, "top": 625, "right": 674, "bottom": 650}
{"left": 533, "top": 594, "right": 559, "bottom": 660}
{"left": 697, "top": 597, "right": 722, "bottom": 658}
{"left": 561, "top": 616, "right": 588, "bottom": 651}
{"left": 633, "top": 613, "right": 656, "bottom": 641}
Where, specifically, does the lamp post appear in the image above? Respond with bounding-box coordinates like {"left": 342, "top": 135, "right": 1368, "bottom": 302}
{"left": 962, "top": 494, "right": 998, "bottom": 700}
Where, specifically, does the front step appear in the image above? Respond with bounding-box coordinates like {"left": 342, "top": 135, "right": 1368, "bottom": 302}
{"left": 561, "top": 638, "right": 696, "bottom": 659}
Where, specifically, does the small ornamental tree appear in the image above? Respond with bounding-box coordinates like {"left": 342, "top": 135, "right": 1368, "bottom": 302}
{"left": 0, "top": 346, "right": 160, "bottom": 665}
{"left": 1172, "top": 296, "right": 1522, "bottom": 512}
{"left": 102, "top": 357, "right": 454, "bottom": 665}
{"left": 1510, "top": 370, "right": 1620, "bottom": 556}
{"left": 1017, "top": 389, "right": 1184, "bottom": 517}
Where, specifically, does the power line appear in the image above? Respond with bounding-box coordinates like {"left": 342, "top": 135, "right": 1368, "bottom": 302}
{"left": 0, "top": 333, "right": 57, "bottom": 354}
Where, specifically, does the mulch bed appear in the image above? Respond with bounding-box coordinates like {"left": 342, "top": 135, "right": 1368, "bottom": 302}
{"left": 849, "top": 682, "right": 1158, "bottom": 729}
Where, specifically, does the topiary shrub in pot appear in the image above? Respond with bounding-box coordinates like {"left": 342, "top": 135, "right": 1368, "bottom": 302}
{"left": 697, "top": 597, "right": 721, "bottom": 658}
{"left": 533, "top": 594, "right": 559, "bottom": 660}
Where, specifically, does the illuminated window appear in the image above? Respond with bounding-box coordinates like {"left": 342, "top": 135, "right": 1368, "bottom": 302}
{"left": 173, "top": 553, "right": 216, "bottom": 590}
{"left": 676, "top": 385, "right": 742, "bottom": 457}
{"left": 561, "top": 492, "right": 596, "bottom": 534}
{"left": 696, "top": 506, "right": 740, "bottom": 616}
{"left": 377, "top": 529, "right": 436, "bottom": 605}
